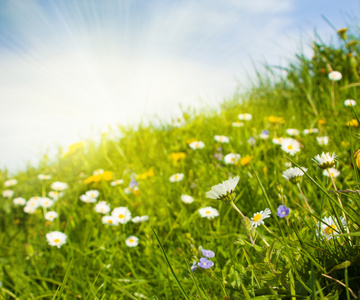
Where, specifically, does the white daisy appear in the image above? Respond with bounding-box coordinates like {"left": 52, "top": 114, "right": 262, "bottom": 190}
{"left": 94, "top": 201, "right": 111, "bottom": 214}
{"left": 323, "top": 168, "right": 340, "bottom": 178}
{"left": 316, "top": 136, "right": 329, "bottom": 146}
{"left": 180, "top": 194, "right": 194, "bottom": 204}
{"left": 206, "top": 176, "right": 240, "bottom": 203}
{"left": 51, "top": 181, "right": 68, "bottom": 191}
{"left": 27, "top": 196, "right": 41, "bottom": 208}
{"left": 38, "top": 174, "right": 51, "bottom": 180}
{"left": 232, "top": 121, "right": 244, "bottom": 127}
{"left": 24, "top": 205, "right": 37, "bottom": 214}
{"left": 112, "top": 207, "right": 132, "bottom": 224}
{"left": 48, "top": 191, "right": 63, "bottom": 201}
{"left": 126, "top": 236, "right": 139, "bottom": 247}
{"left": 40, "top": 197, "right": 54, "bottom": 208}
{"left": 85, "top": 190, "right": 100, "bottom": 198}
{"left": 251, "top": 208, "right": 271, "bottom": 228}
{"left": 344, "top": 99, "right": 356, "bottom": 107}
{"left": 312, "top": 152, "right": 337, "bottom": 169}
{"left": 214, "top": 135, "right": 230, "bottom": 143}
{"left": 199, "top": 207, "right": 219, "bottom": 219}
{"left": 286, "top": 129, "right": 300, "bottom": 136}
{"left": 2, "top": 190, "right": 14, "bottom": 198}
{"left": 282, "top": 167, "right": 308, "bottom": 184}
{"left": 111, "top": 179, "right": 124, "bottom": 186}
{"left": 79, "top": 194, "right": 97, "bottom": 203}
{"left": 303, "top": 128, "right": 319, "bottom": 135}
{"left": 102, "top": 215, "right": 119, "bottom": 226}
{"left": 189, "top": 141, "right": 205, "bottom": 150}
{"left": 169, "top": 173, "right": 184, "bottom": 182}
{"left": 4, "top": 179, "right": 17, "bottom": 187}
{"left": 45, "top": 211, "right": 58, "bottom": 222}
{"left": 238, "top": 113, "right": 252, "bottom": 121}
{"left": 224, "top": 153, "right": 241, "bottom": 165}
{"left": 132, "top": 215, "right": 149, "bottom": 223}
{"left": 93, "top": 169, "right": 104, "bottom": 175}
{"left": 259, "top": 130, "right": 270, "bottom": 139}
{"left": 46, "top": 231, "right": 67, "bottom": 248}
{"left": 272, "top": 137, "right": 284, "bottom": 145}
{"left": 13, "top": 197, "right": 26, "bottom": 206}
{"left": 328, "top": 71, "right": 342, "bottom": 81}
{"left": 280, "top": 138, "right": 301, "bottom": 156}
{"left": 319, "top": 216, "right": 346, "bottom": 240}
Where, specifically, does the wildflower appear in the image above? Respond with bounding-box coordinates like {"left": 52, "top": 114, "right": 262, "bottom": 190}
{"left": 224, "top": 153, "right": 241, "bottom": 165}
{"left": 170, "top": 152, "right": 186, "bottom": 162}
{"left": 251, "top": 208, "right": 271, "bottom": 228}
{"left": 199, "top": 207, "right": 219, "bottom": 219}
{"left": 126, "top": 236, "right": 139, "bottom": 247}
{"left": 280, "top": 138, "right": 301, "bottom": 156}
{"left": 272, "top": 137, "right": 284, "bottom": 145}
{"left": 48, "top": 191, "right": 63, "bottom": 200}
{"left": 85, "top": 190, "right": 100, "bottom": 198}
{"left": 316, "top": 136, "right": 329, "bottom": 146}
{"left": 303, "top": 128, "right": 319, "bottom": 135}
{"left": 2, "top": 190, "right": 14, "bottom": 198}
{"left": 93, "top": 169, "right": 104, "bottom": 175}
{"left": 132, "top": 215, "right": 149, "bottom": 223}
{"left": 232, "top": 121, "right": 244, "bottom": 127}
{"left": 181, "top": 194, "right": 194, "bottom": 204}
{"left": 318, "top": 118, "right": 326, "bottom": 126}
{"left": 240, "top": 155, "right": 253, "bottom": 166}
{"left": 319, "top": 216, "right": 346, "bottom": 240}
{"left": 79, "top": 195, "right": 97, "bottom": 203}
{"left": 111, "top": 179, "right": 124, "bottom": 186}
{"left": 46, "top": 231, "right": 67, "bottom": 248}
{"left": 84, "top": 171, "right": 114, "bottom": 184}
{"left": 259, "top": 130, "right": 270, "bottom": 139}
{"left": 94, "top": 201, "right": 111, "bottom": 214}
{"left": 198, "top": 257, "right": 214, "bottom": 269}
{"left": 45, "top": 211, "right": 58, "bottom": 221}
{"left": 201, "top": 249, "right": 215, "bottom": 258}
{"left": 282, "top": 167, "right": 307, "bottom": 184}
{"left": 40, "top": 197, "right": 54, "bottom": 208}
{"left": 347, "top": 119, "right": 359, "bottom": 127}
{"left": 190, "top": 261, "right": 198, "bottom": 272}
{"left": 214, "top": 135, "right": 230, "bottom": 143}
{"left": 169, "top": 173, "right": 184, "bottom": 182}
{"left": 51, "top": 181, "right": 68, "bottom": 191}
{"left": 13, "top": 197, "right": 26, "bottom": 206}
{"left": 137, "top": 168, "right": 154, "bottom": 179}
{"left": 267, "top": 116, "right": 285, "bottom": 125}
{"left": 4, "top": 179, "right": 17, "bottom": 187}
{"left": 205, "top": 176, "right": 239, "bottom": 203}
{"left": 344, "top": 99, "right": 356, "bottom": 107}
{"left": 129, "top": 179, "right": 139, "bottom": 188}
{"left": 64, "top": 141, "right": 84, "bottom": 156}
{"left": 38, "top": 174, "right": 51, "bottom": 180}
{"left": 276, "top": 205, "right": 290, "bottom": 218}
{"left": 189, "top": 141, "right": 205, "bottom": 150}
{"left": 313, "top": 152, "right": 337, "bottom": 169}
{"left": 214, "top": 152, "right": 223, "bottom": 161}
{"left": 238, "top": 113, "right": 252, "bottom": 121}
{"left": 286, "top": 129, "right": 299, "bottom": 136}
{"left": 323, "top": 168, "right": 340, "bottom": 178}
{"left": 328, "top": 71, "right": 342, "bottom": 81}
{"left": 112, "top": 207, "right": 132, "bottom": 224}
{"left": 102, "top": 215, "right": 118, "bottom": 225}
{"left": 247, "top": 137, "right": 256, "bottom": 146}
{"left": 24, "top": 205, "right": 37, "bottom": 214}
{"left": 27, "top": 196, "right": 41, "bottom": 208}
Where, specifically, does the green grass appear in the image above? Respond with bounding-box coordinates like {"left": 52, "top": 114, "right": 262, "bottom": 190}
{"left": 1, "top": 25, "right": 360, "bottom": 299}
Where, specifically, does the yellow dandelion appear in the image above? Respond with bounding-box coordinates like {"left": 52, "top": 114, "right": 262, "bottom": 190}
{"left": 170, "top": 152, "right": 186, "bottom": 162}
{"left": 346, "top": 119, "right": 359, "bottom": 127}
{"left": 240, "top": 155, "right": 254, "bottom": 166}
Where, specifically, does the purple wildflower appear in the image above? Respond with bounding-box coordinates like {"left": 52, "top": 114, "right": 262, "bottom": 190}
{"left": 214, "top": 152, "right": 223, "bottom": 161}
{"left": 201, "top": 249, "right": 215, "bottom": 258}
{"left": 129, "top": 179, "right": 138, "bottom": 188}
{"left": 198, "top": 258, "right": 214, "bottom": 269}
{"left": 190, "top": 261, "right": 197, "bottom": 272}
{"left": 276, "top": 205, "right": 290, "bottom": 218}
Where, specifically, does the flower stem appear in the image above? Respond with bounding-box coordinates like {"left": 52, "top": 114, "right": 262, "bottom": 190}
{"left": 230, "top": 201, "right": 245, "bottom": 218}
{"left": 297, "top": 183, "right": 312, "bottom": 212}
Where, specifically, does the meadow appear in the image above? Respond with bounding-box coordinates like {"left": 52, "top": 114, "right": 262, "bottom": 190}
{"left": 1, "top": 26, "right": 360, "bottom": 299}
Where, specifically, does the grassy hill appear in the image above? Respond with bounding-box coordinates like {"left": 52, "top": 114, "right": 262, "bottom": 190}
{"left": 1, "top": 26, "right": 360, "bottom": 299}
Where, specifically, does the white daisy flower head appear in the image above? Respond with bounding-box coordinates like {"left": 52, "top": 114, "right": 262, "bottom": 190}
{"left": 79, "top": 194, "right": 97, "bottom": 203}
{"left": 328, "top": 71, "right": 342, "bottom": 81}
{"left": 4, "top": 179, "right": 17, "bottom": 187}
{"left": 259, "top": 130, "right": 270, "bottom": 139}
{"left": 40, "top": 197, "right": 54, "bottom": 208}
{"left": 132, "top": 215, "right": 149, "bottom": 223}
{"left": 313, "top": 152, "right": 337, "bottom": 169}
{"left": 2, "top": 190, "right": 14, "bottom": 198}
{"left": 94, "top": 201, "right": 111, "bottom": 214}
{"left": 232, "top": 121, "right": 244, "bottom": 127}
{"left": 316, "top": 136, "right": 329, "bottom": 146}
{"left": 189, "top": 141, "right": 205, "bottom": 150}
{"left": 38, "top": 174, "right": 51, "bottom": 180}
{"left": 45, "top": 211, "right": 58, "bottom": 222}
{"left": 102, "top": 215, "right": 119, "bottom": 226}
{"left": 27, "top": 196, "right": 41, "bottom": 208}
{"left": 169, "top": 173, "right": 184, "bottom": 182}
{"left": 181, "top": 194, "right": 194, "bottom": 204}
{"left": 224, "top": 153, "right": 241, "bottom": 165}
{"left": 111, "top": 179, "right": 124, "bottom": 186}
{"left": 13, "top": 197, "right": 26, "bottom": 206}
{"left": 282, "top": 167, "right": 308, "bottom": 185}
{"left": 206, "top": 175, "right": 240, "bottom": 203}
{"left": 323, "top": 168, "right": 340, "bottom": 178}
{"left": 214, "top": 135, "right": 230, "bottom": 143}
{"left": 112, "top": 207, "right": 132, "bottom": 224}
{"left": 303, "top": 128, "right": 319, "bottom": 135}
{"left": 251, "top": 208, "right": 271, "bottom": 228}
{"left": 124, "top": 187, "right": 132, "bottom": 194}
{"left": 51, "top": 181, "right": 68, "bottom": 191}
{"left": 272, "top": 137, "right": 284, "bottom": 145}
{"left": 126, "top": 236, "right": 139, "bottom": 247}
{"left": 199, "top": 206, "right": 219, "bottom": 219}
{"left": 280, "top": 138, "right": 301, "bottom": 156}
{"left": 93, "top": 169, "right": 104, "bottom": 175}
{"left": 319, "top": 216, "right": 346, "bottom": 240}
{"left": 48, "top": 191, "right": 63, "bottom": 201}
{"left": 344, "top": 99, "right": 356, "bottom": 107}
{"left": 85, "top": 190, "right": 100, "bottom": 198}
{"left": 46, "top": 231, "right": 67, "bottom": 248}
{"left": 24, "top": 205, "right": 37, "bottom": 214}
{"left": 286, "top": 129, "right": 300, "bottom": 136}
{"left": 238, "top": 113, "right": 252, "bottom": 121}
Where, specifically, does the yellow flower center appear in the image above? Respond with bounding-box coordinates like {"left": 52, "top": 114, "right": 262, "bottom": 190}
{"left": 129, "top": 238, "right": 134, "bottom": 243}
{"left": 108, "top": 219, "right": 113, "bottom": 224}
{"left": 253, "top": 213, "right": 262, "bottom": 222}
{"left": 309, "top": 129, "right": 313, "bottom": 133}
{"left": 324, "top": 224, "right": 337, "bottom": 235}
{"left": 54, "top": 239, "right": 60, "bottom": 243}
{"left": 287, "top": 145, "right": 293, "bottom": 150}
{"left": 206, "top": 211, "right": 211, "bottom": 214}
{"left": 174, "top": 175, "right": 178, "bottom": 179}
{"left": 119, "top": 214, "right": 124, "bottom": 219}
{"left": 330, "top": 172, "right": 334, "bottom": 177}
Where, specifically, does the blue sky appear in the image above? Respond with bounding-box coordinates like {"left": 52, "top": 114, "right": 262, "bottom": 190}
{"left": 0, "top": 0, "right": 359, "bottom": 173}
